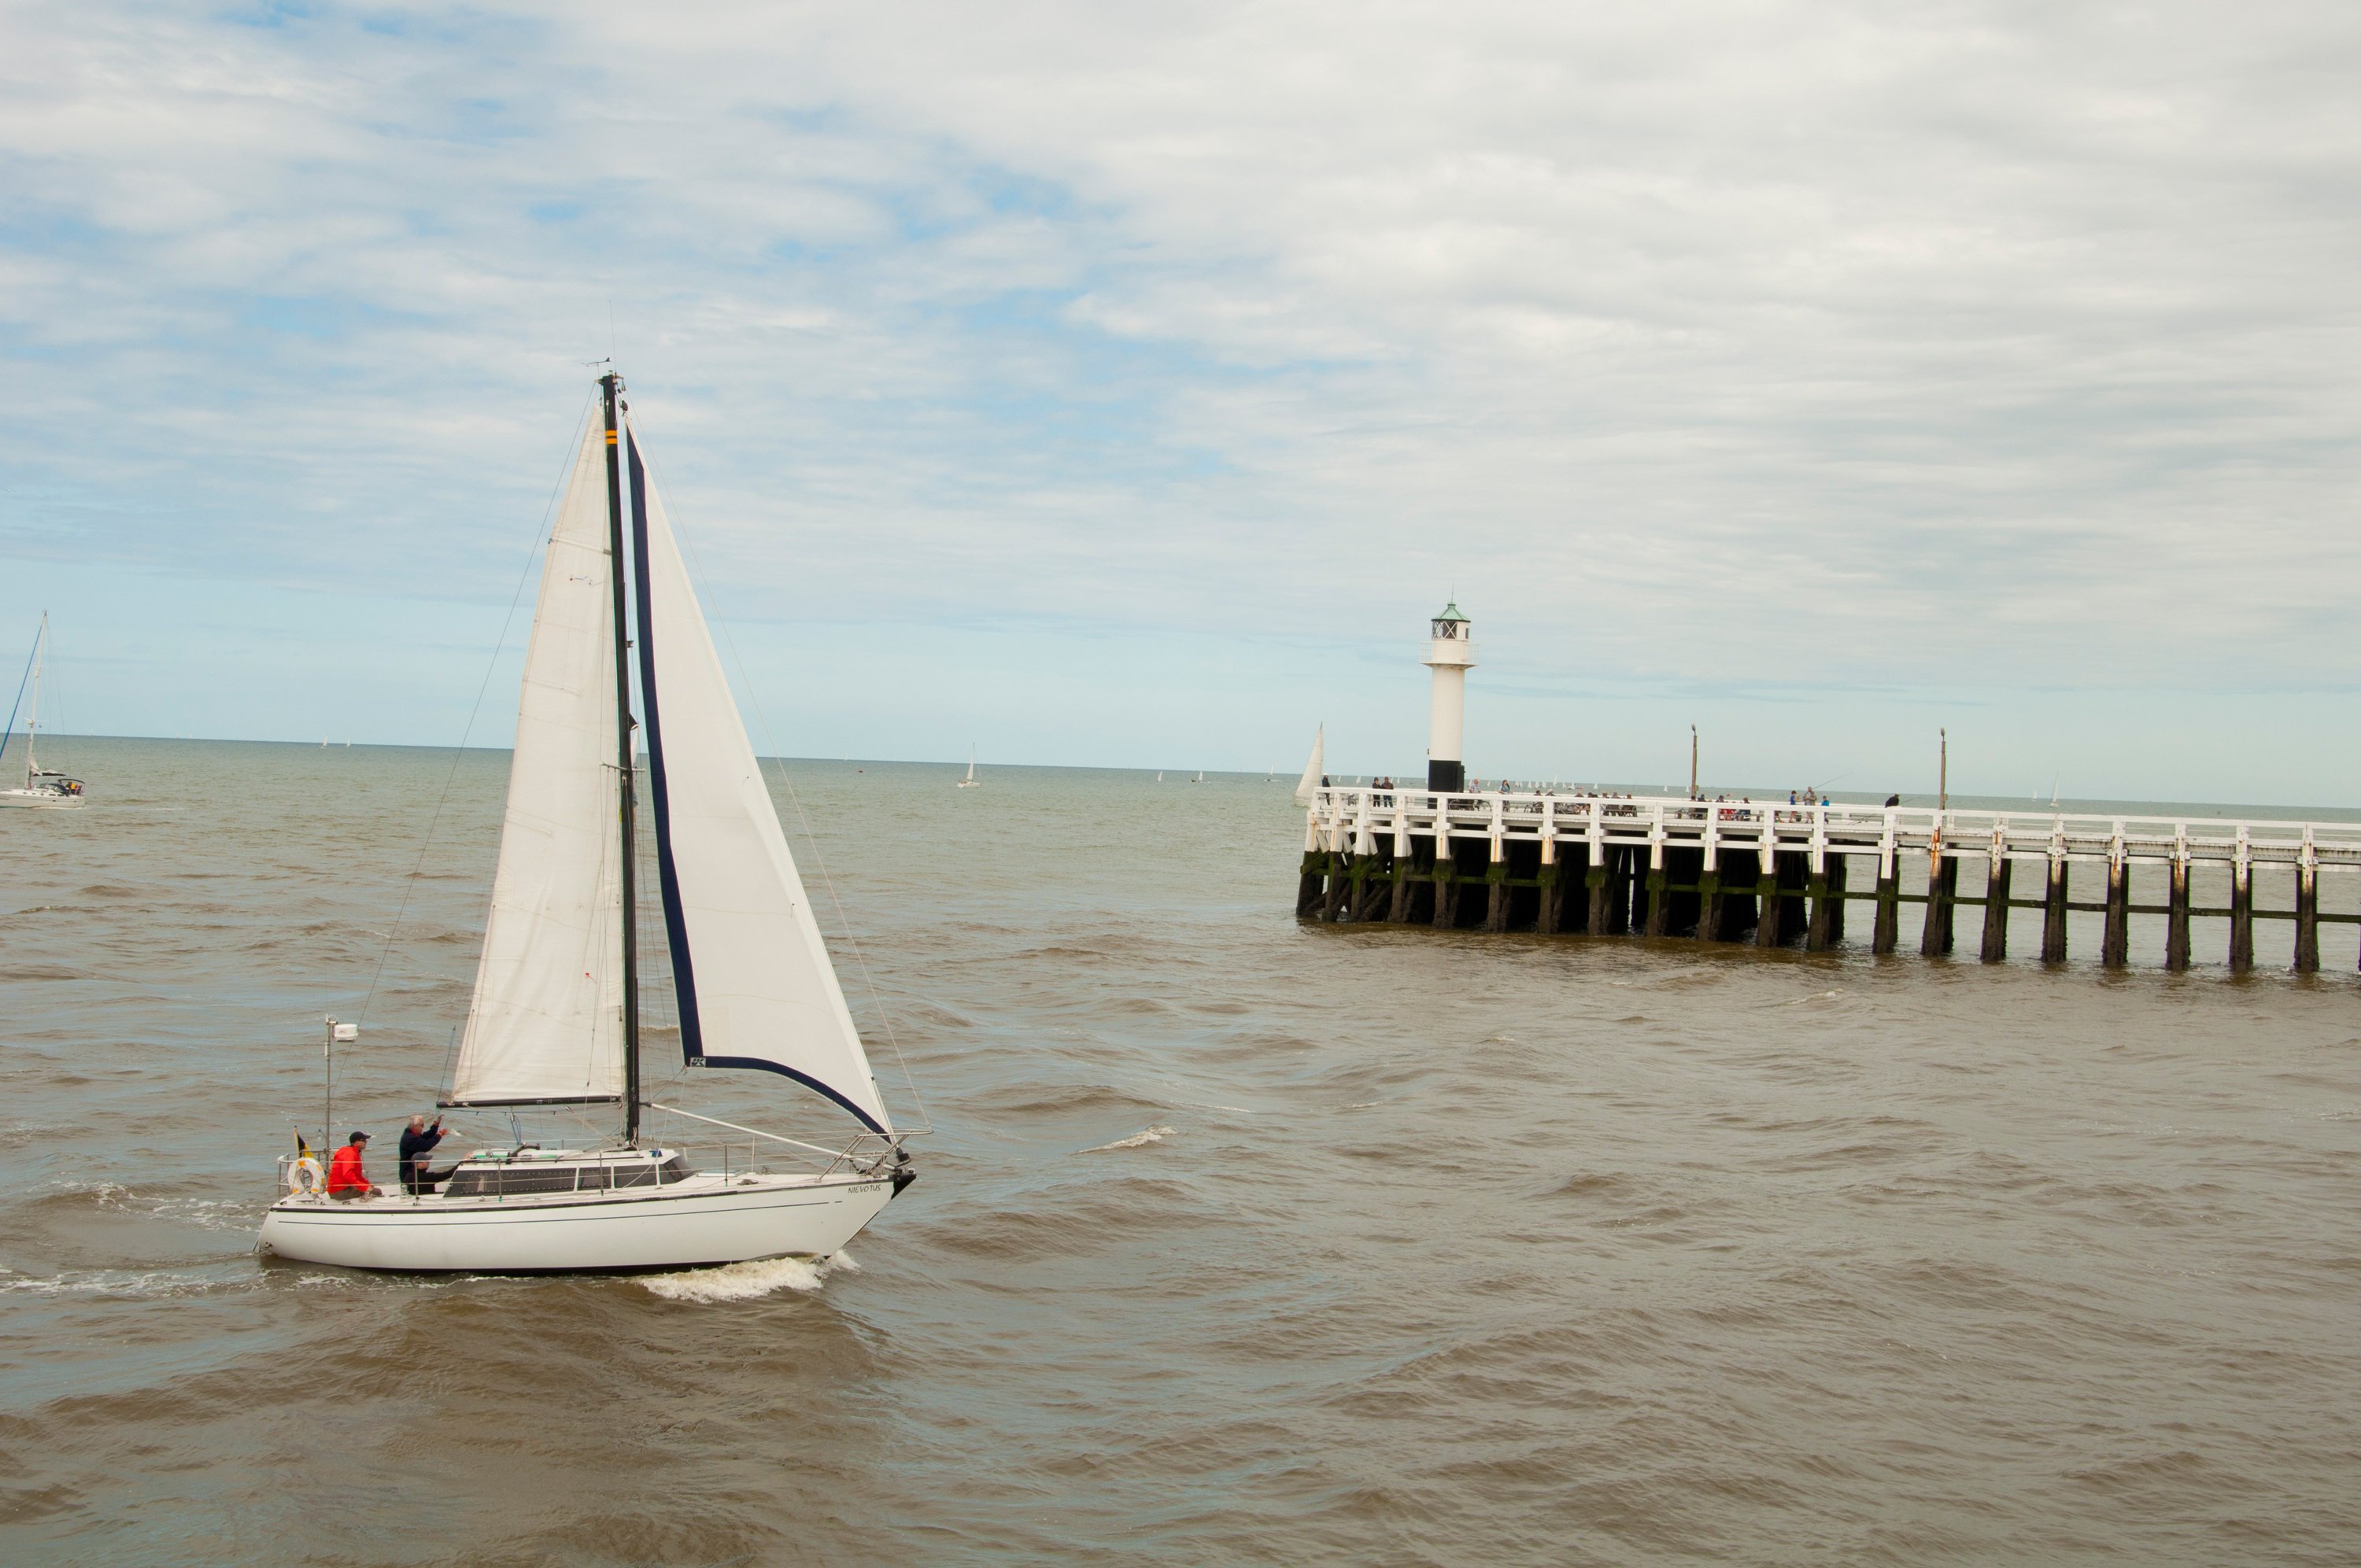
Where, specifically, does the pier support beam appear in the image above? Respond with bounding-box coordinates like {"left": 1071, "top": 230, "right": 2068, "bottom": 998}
{"left": 1431, "top": 840, "right": 1459, "bottom": 929}
{"left": 2165, "top": 858, "right": 2191, "bottom": 971}
{"left": 1697, "top": 871, "right": 1727, "bottom": 943}
{"left": 1920, "top": 854, "right": 1957, "bottom": 957}
{"left": 2102, "top": 860, "right": 2130, "bottom": 968}
{"left": 1321, "top": 852, "right": 1351, "bottom": 921}
{"left": 1872, "top": 858, "right": 1899, "bottom": 954}
{"left": 1805, "top": 861, "right": 1834, "bottom": 952}
{"left": 2295, "top": 864, "right": 2319, "bottom": 972}
{"left": 1585, "top": 859, "right": 1612, "bottom": 937}
{"left": 2228, "top": 861, "right": 2253, "bottom": 972}
{"left": 1478, "top": 829, "right": 1509, "bottom": 933}
{"left": 1350, "top": 854, "right": 1391, "bottom": 923}
{"left": 1753, "top": 853, "right": 1782, "bottom": 948}
{"left": 1827, "top": 855, "right": 1848, "bottom": 943}
{"left": 2041, "top": 858, "right": 2069, "bottom": 965}
{"left": 1295, "top": 854, "right": 1326, "bottom": 921}
{"left": 1980, "top": 857, "right": 2012, "bottom": 963}
{"left": 1644, "top": 860, "right": 1668, "bottom": 938}
{"left": 1556, "top": 846, "right": 1591, "bottom": 935}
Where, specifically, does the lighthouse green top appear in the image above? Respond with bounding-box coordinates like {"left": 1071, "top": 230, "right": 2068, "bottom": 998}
{"left": 1432, "top": 600, "right": 1469, "bottom": 625}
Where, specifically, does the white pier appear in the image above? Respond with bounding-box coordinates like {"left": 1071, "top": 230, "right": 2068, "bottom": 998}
{"left": 1297, "top": 787, "right": 2361, "bottom": 972}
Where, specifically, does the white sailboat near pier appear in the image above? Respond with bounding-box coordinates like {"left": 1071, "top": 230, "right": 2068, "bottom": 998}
{"left": 259, "top": 374, "right": 917, "bottom": 1274}
{"left": 0, "top": 613, "right": 85, "bottom": 809}
{"left": 1292, "top": 723, "right": 1325, "bottom": 806}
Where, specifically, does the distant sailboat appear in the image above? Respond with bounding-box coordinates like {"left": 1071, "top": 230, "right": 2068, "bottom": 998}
{"left": 1155, "top": 771, "right": 1162, "bottom": 783}
{"left": 0, "top": 613, "right": 85, "bottom": 809}
{"left": 957, "top": 747, "right": 980, "bottom": 788}
{"left": 1292, "top": 723, "right": 1325, "bottom": 806}
{"left": 258, "top": 373, "right": 916, "bottom": 1275}
{"left": 1192, "top": 770, "right": 1203, "bottom": 784}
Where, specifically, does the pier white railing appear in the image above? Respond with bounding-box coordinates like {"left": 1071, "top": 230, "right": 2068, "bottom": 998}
{"left": 1303, "top": 788, "right": 2361, "bottom": 875}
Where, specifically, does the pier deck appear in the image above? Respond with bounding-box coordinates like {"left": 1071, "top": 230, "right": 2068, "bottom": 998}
{"left": 1296, "top": 788, "right": 2361, "bottom": 972}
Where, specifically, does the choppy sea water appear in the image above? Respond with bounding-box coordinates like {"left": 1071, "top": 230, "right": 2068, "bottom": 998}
{"left": 3, "top": 738, "right": 2358, "bottom": 1565}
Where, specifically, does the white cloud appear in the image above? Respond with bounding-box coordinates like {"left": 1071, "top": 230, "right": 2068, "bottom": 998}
{"left": 2, "top": 0, "right": 2358, "bottom": 788}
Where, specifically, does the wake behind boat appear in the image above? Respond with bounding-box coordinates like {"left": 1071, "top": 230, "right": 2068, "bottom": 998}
{"left": 0, "top": 612, "right": 86, "bottom": 809}
{"left": 259, "top": 374, "right": 918, "bottom": 1275}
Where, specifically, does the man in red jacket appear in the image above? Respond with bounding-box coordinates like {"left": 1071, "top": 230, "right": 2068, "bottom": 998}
{"left": 327, "top": 1131, "right": 379, "bottom": 1199}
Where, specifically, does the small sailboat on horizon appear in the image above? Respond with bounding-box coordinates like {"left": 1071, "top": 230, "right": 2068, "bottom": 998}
{"left": 258, "top": 374, "right": 918, "bottom": 1275}
{"left": 0, "top": 612, "right": 86, "bottom": 810}
{"left": 957, "top": 747, "right": 981, "bottom": 788}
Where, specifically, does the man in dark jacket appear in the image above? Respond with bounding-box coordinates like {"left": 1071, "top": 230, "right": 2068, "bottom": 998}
{"left": 397, "top": 1114, "right": 448, "bottom": 1196}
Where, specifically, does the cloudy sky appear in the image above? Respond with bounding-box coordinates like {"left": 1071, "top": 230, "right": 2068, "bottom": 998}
{"left": 4, "top": 1, "right": 2357, "bottom": 802}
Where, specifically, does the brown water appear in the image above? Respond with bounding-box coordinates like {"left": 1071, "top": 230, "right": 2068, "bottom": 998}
{"left": 4, "top": 738, "right": 2358, "bottom": 1565}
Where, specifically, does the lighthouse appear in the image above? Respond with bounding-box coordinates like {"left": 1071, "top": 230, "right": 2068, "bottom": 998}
{"left": 1422, "top": 600, "right": 1475, "bottom": 791}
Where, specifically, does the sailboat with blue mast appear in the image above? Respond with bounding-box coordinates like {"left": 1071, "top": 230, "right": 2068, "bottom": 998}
{"left": 260, "top": 373, "right": 917, "bottom": 1273}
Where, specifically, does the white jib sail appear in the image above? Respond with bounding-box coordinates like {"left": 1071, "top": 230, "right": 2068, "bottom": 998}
{"left": 449, "top": 422, "right": 626, "bottom": 1105}
{"left": 1292, "top": 722, "right": 1325, "bottom": 805}
{"left": 633, "top": 435, "right": 892, "bottom": 1134}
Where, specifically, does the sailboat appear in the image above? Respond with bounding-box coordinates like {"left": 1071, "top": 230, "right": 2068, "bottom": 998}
{"left": 957, "top": 747, "right": 980, "bottom": 788}
{"left": 1291, "top": 723, "right": 1325, "bottom": 806}
{"left": 259, "top": 374, "right": 916, "bottom": 1274}
{"left": 0, "top": 613, "right": 85, "bottom": 809}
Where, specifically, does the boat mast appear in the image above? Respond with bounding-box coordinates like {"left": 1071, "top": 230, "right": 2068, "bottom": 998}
{"left": 600, "top": 374, "right": 642, "bottom": 1146}
{"left": 24, "top": 612, "right": 43, "bottom": 785}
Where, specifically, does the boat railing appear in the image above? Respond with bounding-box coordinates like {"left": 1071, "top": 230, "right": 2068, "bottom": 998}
{"left": 819, "top": 1130, "right": 904, "bottom": 1179}
{"left": 647, "top": 1102, "right": 903, "bottom": 1180}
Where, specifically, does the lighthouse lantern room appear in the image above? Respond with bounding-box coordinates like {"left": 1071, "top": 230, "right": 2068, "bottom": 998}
{"left": 1422, "top": 600, "right": 1475, "bottom": 791}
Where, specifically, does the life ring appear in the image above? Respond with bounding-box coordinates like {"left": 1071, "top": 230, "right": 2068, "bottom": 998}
{"left": 287, "top": 1157, "right": 323, "bottom": 1197}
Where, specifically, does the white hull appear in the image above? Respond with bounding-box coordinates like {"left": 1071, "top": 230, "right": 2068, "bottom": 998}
{"left": 258, "top": 1170, "right": 896, "bottom": 1274}
{"left": 0, "top": 789, "right": 81, "bottom": 809}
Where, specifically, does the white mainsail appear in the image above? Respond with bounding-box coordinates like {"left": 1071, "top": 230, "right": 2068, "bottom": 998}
{"left": 448, "top": 423, "right": 626, "bottom": 1105}
{"left": 1292, "top": 723, "right": 1325, "bottom": 805}
{"left": 630, "top": 430, "right": 892, "bottom": 1134}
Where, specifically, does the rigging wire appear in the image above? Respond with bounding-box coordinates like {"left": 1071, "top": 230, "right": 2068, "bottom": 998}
{"left": 0, "top": 619, "right": 34, "bottom": 773}
{"left": 623, "top": 408, "right": 935, "bottom": 1136}
{"left": 353, "top": 392, "right": 599, "bottom": 1040}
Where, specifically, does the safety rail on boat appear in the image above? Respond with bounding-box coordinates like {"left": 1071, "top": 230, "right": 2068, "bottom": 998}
{"left": 646, "top": 1102, "right": 904, "bottom": 1179}
{"left": 1305, "top": 788, "right": 2361, "bottom": 871}
{"left": 272, "top": 1119, "right": 900, "bottom": 1201}
{"left": 273, "top": 1146, "right": 693, "bottom": 1201}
